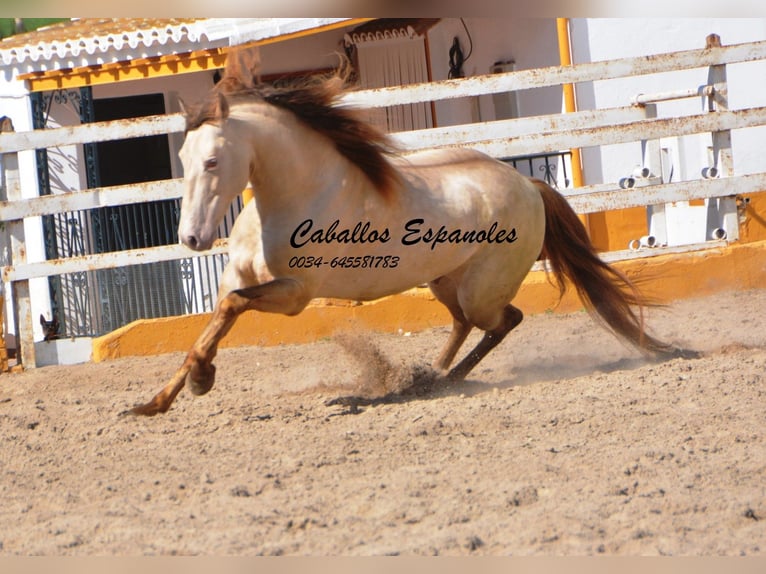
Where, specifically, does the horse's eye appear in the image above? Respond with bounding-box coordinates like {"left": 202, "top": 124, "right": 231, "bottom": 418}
{"left": 204, "top": 157, "right": 218, "bottom": 171}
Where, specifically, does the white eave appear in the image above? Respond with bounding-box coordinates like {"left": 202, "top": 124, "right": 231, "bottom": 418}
{"left": 0, "top": 18, "right": 356, "bottom": 76}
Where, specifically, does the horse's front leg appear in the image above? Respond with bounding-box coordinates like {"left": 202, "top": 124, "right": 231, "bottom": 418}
{"left": 128, "top": 278, "right": 309, "bottom": 416}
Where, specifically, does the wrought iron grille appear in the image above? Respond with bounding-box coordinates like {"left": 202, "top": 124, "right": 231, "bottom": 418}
{"left": 501, "top": 151, "right": 573, "bottom": 189}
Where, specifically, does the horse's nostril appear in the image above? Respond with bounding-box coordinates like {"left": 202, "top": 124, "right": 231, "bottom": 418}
{"left": 186, "top": 235, "right": 198, "bottom": 249}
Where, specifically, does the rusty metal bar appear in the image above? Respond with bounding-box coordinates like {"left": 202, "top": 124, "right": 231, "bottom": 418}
{"left": 391, "top": 106, "right": 647, "bottom": 150}
{"left": 3, "top": 241, "right": 229, "bottom": 283}
{"left": 0, "top": 113, "right": 185, "bottom": 155}
{"left": 0, "top": 178, "right": 183, "bottom": 220}
{"left": 342, "top": 39, "right": 766, "bottom": 109}
{"left": 632, "top": 85, "right": 713, "bottom": 105}
{"left": 638, "top": 103, "right": 669, "bottom": 246}
{"left": 706, "top": 42, "right": 739, "bottom": 242}
{"left": 451, "top": 106, "right": 766, "bottom": 157}
{"left": 566, "top": 172, "right": 766, "bottom": 214}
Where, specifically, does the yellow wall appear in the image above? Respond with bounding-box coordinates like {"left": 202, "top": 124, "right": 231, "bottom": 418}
{"left": 587, "top": 207, "right": 648, "bottom": 252}
{"left": 739, "top": 191, "right": 766, "bottom": 243}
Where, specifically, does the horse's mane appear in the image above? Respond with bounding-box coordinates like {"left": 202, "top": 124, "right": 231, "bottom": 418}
{"left": 185, "top": 66, "right": 401, "bottom": 200}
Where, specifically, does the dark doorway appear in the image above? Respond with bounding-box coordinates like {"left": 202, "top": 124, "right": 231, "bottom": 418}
{"left": 94, "top": 93, "right": 172, "bottom": 186}
{"left": 92, "top": 93, "right": 178, "bottom": 253}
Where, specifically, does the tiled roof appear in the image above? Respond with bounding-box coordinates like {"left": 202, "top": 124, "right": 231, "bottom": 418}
{"left": 0, "top": 18, "right": 356, "bottom": 75}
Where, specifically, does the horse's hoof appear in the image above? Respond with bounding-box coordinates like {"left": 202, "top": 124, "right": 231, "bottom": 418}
{"left": 126, "top": 403, "right": 160, "bottom": 417}
{"left": 187, "top": 363, "right": 216, "bottom": 396}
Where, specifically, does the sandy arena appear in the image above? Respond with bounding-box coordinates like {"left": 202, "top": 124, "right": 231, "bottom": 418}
{"left": 0, "top": 288, "right": 764, "bottom": 555}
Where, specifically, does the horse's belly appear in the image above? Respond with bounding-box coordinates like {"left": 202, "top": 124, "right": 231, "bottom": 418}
{"left": 312, "top": 253, "right": 461, "bottom": 300}
{"left": 308, "top": 238, "right": 504, "bottom": 301}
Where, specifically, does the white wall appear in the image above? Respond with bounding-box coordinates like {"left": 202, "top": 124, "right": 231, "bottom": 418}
{"left": 428, "top": 18, "right": 562, "bottom": 127}
{"left": 258, "top": 27, "right": 354, "bottom": 75}
{"left": 571, "top": 18, "right": 766, "bottom": 186}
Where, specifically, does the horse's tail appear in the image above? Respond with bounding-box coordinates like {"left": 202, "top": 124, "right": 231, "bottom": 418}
{"left": 534, "top": 178, "right": 672, "bottom": 355}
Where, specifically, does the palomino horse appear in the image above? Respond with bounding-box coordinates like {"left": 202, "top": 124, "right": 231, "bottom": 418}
{"left": 130, "top": 54, "right": 672, "bottom": 416}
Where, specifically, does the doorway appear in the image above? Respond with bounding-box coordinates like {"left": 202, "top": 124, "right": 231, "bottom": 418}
{"left": 86, "top": 93, "right": 186, "bottom": 333}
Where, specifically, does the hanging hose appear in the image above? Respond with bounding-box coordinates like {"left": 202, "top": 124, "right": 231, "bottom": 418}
{"left": 448, "top": 37, "right": 464, "bottom": 78}
{"left": 448, "top": 18, "right": 473, "bottom": 79}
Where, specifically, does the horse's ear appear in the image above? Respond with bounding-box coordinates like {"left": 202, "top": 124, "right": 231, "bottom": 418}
{"left": 222, "top": 46, "right": 261, "bottom": 89}
{"left": 216, "top": 92, "right": 229, "bottom": 120}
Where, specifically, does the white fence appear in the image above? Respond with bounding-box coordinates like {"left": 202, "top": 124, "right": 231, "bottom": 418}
{"left": 3, "top": 33, "right": 766, "bottom": 367}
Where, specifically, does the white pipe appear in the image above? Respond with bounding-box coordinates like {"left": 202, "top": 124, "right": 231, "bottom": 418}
{"left": 702, "top": 166, "right": 719, "bottom": 179}
{"left": 632, "top": 166, "right": 651, "bottom": 178}
{"left": 640, "top": 235, "right": 657, "bottom": 248}
{"left": 628, "top": 235, "right": 657, "bottom": 251}
{"left": 711, "top": 228, "right": 727, "bottom": 240}
{"left": 619, "top": 176, "right": 636, "bottom": 189}
{"left": 632, "top": 85, "right": 713, "bottom": 105}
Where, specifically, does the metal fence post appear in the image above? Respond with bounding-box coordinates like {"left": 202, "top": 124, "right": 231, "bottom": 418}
{"left": 706, "top": 33, "right": 739, "bottom": 242}
{"left": 641, "top": 103, "right": 669, "bottom": 246}
{"left": 1, "top": 148, "right": 36, "bottom": 368}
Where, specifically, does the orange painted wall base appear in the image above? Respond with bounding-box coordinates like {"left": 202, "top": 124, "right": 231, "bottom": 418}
{"left": 91, "top": 239, "right": 766, "bottom": 362}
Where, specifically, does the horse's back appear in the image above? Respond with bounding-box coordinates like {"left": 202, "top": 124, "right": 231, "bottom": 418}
{"left": 396, "top": 148, "right": 539, "bottom": 206}
{"left": 396, "top": 147, "right": 543, "bottom": 232}
{"left": 395, "top": 147, "right": 508, "bottom": 171}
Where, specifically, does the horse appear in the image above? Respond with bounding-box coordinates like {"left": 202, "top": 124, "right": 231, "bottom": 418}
{"left": 129, "top": 52, "right": 673, "bottom": 416}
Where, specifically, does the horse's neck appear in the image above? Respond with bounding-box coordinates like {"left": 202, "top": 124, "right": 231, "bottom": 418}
{"left": 235, "top": 103, "right": 377, "bottom": 215}
{"left": 239, "top": 106, "right": 338, "bottom": 196}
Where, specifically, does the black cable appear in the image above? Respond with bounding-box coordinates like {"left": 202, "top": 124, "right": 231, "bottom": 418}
{"left": 459, "top": 17, "right": 473, "bottom": 62}
{"left": 448, "top": 18, "right": 474, "bottom": 79}
{"left": 448, "top": 37, "right": 464, "bottom": 78}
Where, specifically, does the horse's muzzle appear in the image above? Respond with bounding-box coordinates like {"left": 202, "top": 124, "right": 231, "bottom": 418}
{"left": 180, "top": 232, "right": 213, "bottom": 252}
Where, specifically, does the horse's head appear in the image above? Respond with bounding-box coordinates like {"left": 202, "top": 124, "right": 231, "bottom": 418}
{"left": 177, "top": 47, "right": 262, "bottom": 252}
{"left": 177, "top": 92, "right": 251, "bottom": 251}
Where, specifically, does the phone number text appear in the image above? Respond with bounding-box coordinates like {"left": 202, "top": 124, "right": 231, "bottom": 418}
{"left": 288, "top": 255, "right": 400, "bottom": 269}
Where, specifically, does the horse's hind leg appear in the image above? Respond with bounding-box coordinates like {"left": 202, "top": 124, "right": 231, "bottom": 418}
{"left": 429, "top": 276, "right": 473, "bottom": 371}
{"left": 129, "top": 278, "right": 308, "bottom": 416}
{"left": 447, "top": 304, "right": 523, "bottom": 381}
